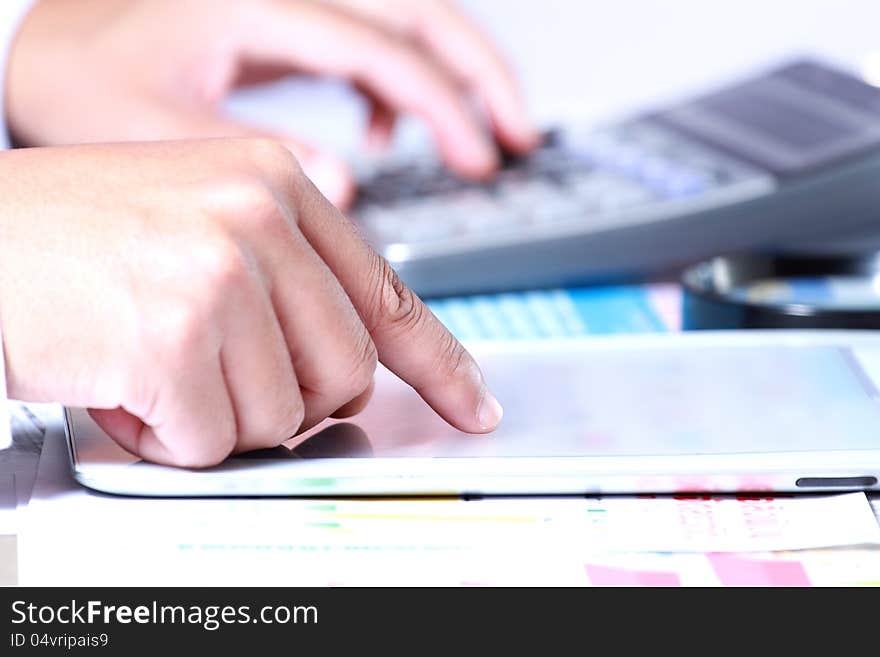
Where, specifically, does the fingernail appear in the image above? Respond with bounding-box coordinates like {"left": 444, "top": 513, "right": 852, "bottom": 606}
{"left": 477, "top": 388, "right": 504, "bottom": 431}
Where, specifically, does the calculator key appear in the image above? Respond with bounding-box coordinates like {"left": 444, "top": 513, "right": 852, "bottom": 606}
{"left": 527, "top": 194, "right": 585, "bottom": 225}
{"left": 636, "top": 156, "right": 678, "bottom": 187}
{"left": 597, "top": 182, "right": 656, "bottom": 212}
{"left": 394, "top": 204, "right": 463, "bottom": 242}
{"left": 663, "top": 171, "right": 711, "bottom": 197}
{"left": 360, "top": 206, "right": 406, "bottom": 236}
{"left": 494, "top": 179, "right": 560, "bottom": 207}
{"left": 445, "top": 192, "right": 519, "bottom": 234}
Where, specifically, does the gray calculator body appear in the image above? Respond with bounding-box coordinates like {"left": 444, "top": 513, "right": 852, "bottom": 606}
{"left": 353, "top": 60, "right": 880, "bottom": 297}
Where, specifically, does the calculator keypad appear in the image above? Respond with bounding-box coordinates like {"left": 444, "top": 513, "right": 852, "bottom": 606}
{"left": 355, "top": 123, "right": 759, "bottom": 246}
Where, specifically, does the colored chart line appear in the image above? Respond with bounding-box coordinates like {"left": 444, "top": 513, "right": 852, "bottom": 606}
{"left": 326, "top": 512, "right": 539, "bottom": 523}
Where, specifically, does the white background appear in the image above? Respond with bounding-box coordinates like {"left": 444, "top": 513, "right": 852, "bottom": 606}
{"left": 227, "top": 0, "right": 880, "bottom": 158}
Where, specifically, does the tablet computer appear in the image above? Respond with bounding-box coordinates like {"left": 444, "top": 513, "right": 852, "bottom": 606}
{"left": 65, "top": 330, "right": 880, "bottom": 497}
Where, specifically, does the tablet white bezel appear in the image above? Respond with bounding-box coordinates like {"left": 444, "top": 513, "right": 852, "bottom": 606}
{"left": 65, "top": 330, "right": 880, "bottom": 496}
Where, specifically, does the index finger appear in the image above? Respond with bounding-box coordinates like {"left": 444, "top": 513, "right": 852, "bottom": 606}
{"left": 415, "top": 0, "right": 540, "bottom": 154}
{"left": 292, "top": 176, "right": 503, "bottom": 434}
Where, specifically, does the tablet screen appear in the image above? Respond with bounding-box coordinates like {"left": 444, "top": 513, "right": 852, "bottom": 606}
{"left": 291, "top": 344, "right": 880, "bottom": 459}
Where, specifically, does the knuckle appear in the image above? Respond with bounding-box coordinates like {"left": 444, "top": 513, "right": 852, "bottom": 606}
{"left": 171, "top": 435, "right": 235, "bottom": 469}
{"left": 219, "top": 174, "right": 277, "bottom": 215}
{"left": 369, "top": 254, "right": 424, "bottom": 333}
{"left": 242, "top": 138, "right": 303, "bottom": 179}
{"left": 434, "top": 329, "right": 471, "bottom": 381}
{"left": 319, "top": 331, "right": 378, "bottom": 407}
{"left": 348, "top": 330, "right": 379, "bottom": 395}
{"left": 285, "top": 398, "right": 307, "bottom": 437}
{"left": 239, "top": 390, "right": 306, "bottom": 451}
{"left": 272, "top": 396, "right": 306, "bottom": 443}
{"left": 190, "top": 237, "right": 252, "bottom": 304}
{"left": 144, "top": 238, "right": 250, "bottom": 361}
{"left": 161, "top": 419, "right": 237, "bottom": 469}
{"left": 215, "top": 174, "right": 296, "bottom": 234}
{"left": 149, "top": 300, "right": 212, "bottom": 363}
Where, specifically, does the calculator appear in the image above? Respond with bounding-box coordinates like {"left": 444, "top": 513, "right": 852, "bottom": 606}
{"left": 352, "top": 59, "right": 880, "bottom": 297}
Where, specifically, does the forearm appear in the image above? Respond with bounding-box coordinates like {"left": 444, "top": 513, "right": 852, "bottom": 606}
{"left": 0, "top": 1, "right": 37, "bottom": 448}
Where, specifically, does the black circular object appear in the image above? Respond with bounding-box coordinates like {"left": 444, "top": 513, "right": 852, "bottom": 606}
{"left": 682, "top": 252, "right": 880, "bottom": 330}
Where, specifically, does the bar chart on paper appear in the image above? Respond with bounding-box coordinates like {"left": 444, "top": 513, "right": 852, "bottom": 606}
{"left": 580, "top": 548, "right": 880, "bottom": 587}
{"left": 19, "top": 429, "right": 880, "bottom": 587}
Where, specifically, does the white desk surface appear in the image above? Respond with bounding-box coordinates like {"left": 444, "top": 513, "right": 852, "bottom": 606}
{"left": 4, "top": 0, "right": 880, "bottom": 585}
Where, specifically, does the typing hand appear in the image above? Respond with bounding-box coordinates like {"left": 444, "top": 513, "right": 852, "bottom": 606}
{"left": 6, "top": 0, "right": 538, "bottom": 208}
{"left": 0, "top": 140, "right": 503, "bottom": 467}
